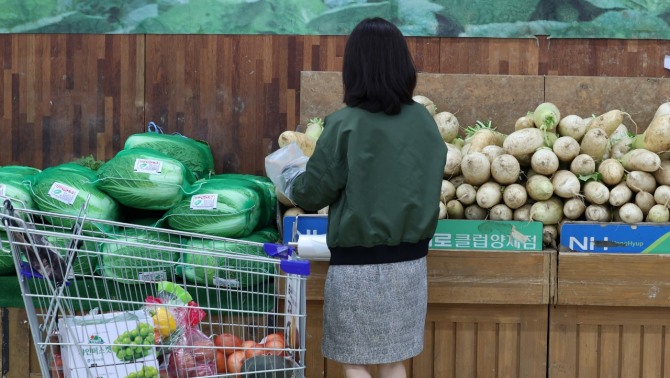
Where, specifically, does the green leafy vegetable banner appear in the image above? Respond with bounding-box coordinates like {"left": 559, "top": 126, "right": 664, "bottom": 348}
{"left": 2, "top": 0, "right": 670, "bottom": 38}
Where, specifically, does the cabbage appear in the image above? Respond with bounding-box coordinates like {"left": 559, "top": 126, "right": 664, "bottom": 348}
{"left": 98, "top": 227, "right": 181, "bottom": 284}
{"left": 0, "top": 166, "right": 39, "bottom": 231}
{"left": 0, "top": 231, "right": 15, "bottom": 275}
{"left": 206, "top": 174, "right": 277, "bottom": 230}
{"left": 28, "top": 163, "right": 121, "bottom": 230}
{"left": 45, "top": 234, "right": 99, "bottom": 276}
{"left": 176, "top": 227, "right": 280, "bottom": 288}
{"left": 162, "top": 179, "right": 262, "bottom": 238}
{"left": 124, "top": 128, "right": 215, "bottom": 180}
{"left": 97, "top": 148, "right": 196, "bottom": 210}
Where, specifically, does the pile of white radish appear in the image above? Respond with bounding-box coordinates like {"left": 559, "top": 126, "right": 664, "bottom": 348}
{"left": 430, "top": 97, "right": 670, "bottom": 250}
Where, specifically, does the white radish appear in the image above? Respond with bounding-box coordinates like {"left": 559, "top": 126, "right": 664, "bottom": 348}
{"left": 514, "top": 204, "right": 533, "bottom": 221}
{"left": 635, "top": 191, "right": 655, "bottom": 215}
{"left": 609, "top": 182, "right": 633, "bottom": 207}
{"left": 531, "top": 147, "right": 560, "bottom": 176}
{"left": 558, "top": 115, "right": 588, "bottom": 141}
{"left": 654, "top": 185, "right": 670, "bottom": 206}
{"left": 620, "top": 149, "right": 661, "bottom": 172}
{"left": 503, "top": 128, "right": 546, "bottom": 158}
{"left": 434, "top": 112, "right": 460, "bottom": 142}
{"left": 583, "top": 181, "right": 609, "bottom": 205}
{"left": 551, "top": 170, "right": 581, "bottom": 199}
{"left": 631, "top": 114, "right": 670, "bottom": 153}
{"left": 526, "top": 175, "right": 554, "bottom": 201}
{"left": 552, "top": 136, "right": 581, "bottom": 162}
{"left": 647, "top": 204, "right": 670, "bottom": 222}
{"left": 464, "top": 204, "right": 488, "bottom": 220}
{"left": 461, "top": 152, "right": 491, "bottom": 186}
{"left": 489, "top": 204, "right": 513, "bottom": 220}
{"left": 446, "top": 199, "right": 465, "bottom": 219}
{"left": 597, "top": 159, "right": 625, "bottom": 186}
{"left": 587, "top": 109, "right": 633, "bottom": 137}
{"left": 490, "top": 154, "right": 521, "bottom": 185}
{"left": 476, "top": 182, "right": 502, "bottom": 209}
{"left": 584, "top": 204, "right": 611, "bottom": 222}
{"left": 609, "top": 134, "right": 633, "bottom": 159}
{"left": 543, "top": 225, "right": 559, "bottom": 249}
{"left": 625, "top": 171, "right": 657, "bottom": 193}
{"left": 515, "top": 115, "right": 535, "bottom": 130}
{"left": 449, "top": 175, "right": 465, "bottom": 189}
{"left": 503, "top": 183, "right": 528, "bottom": 209}
{"left": 482, "top": 145, "right": 505, "bottom": 163}
{"left": 464, "top": 121, "right": 507, "bottom": 154}
{"left": 444, "top": 143, "right": 463, "bottom": 177}
{"left": 530, "top": 197, "right": 564, "bottom": 225}
{"left": 456, "top": 183, "right": 477, "bottom": 205}
{"left": 654, "top": 161, "right": 670, "bottom": 185}
{"left": 654, "top": 101, "right": 670, "bottom": 119}
{"left": 440, "top": 180, "right": 456, "bottom": 203}
{"left": 619, "top": 203, "right": 644, "bottom": 224}
{"left": 438, "top": 202, "right": 448, "bottom": 219}
{"left": 563, "top": 197, "right": 586, "bottom": 220}
{"left": 570, "top": 154, "right": 596, "bottom": 176}
{"left": 579, "top": 128, "right": 609, "bottom": 161}
{"left": 413, "top": 95, "right": 437, "bottom": 115}
{"left": 533, "top": 102, "right": 561, "bottom": 131}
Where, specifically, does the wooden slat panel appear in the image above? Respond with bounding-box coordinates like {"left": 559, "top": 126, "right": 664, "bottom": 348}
{"left": 557, "top": 253, "right": 670, "bottom": 307}
{"left": 549, "top": 305, "right": 670, "bottom": 378}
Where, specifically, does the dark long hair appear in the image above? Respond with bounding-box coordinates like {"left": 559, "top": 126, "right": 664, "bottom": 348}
{"left": 342, "top": 17, "right": 417, "bottom": 115}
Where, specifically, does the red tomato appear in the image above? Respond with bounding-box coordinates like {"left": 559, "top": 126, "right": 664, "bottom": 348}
{"left": 215, "top": 351, "right": 228, "bottom": 374}
{"left": 214, "top": 333, "right": 244, "bottom": 356}
{"left": 243, "top": 340, "right": 263, "bottom": 359}
{"left": 227, "top": 350, "right": 246, "bottom": 374}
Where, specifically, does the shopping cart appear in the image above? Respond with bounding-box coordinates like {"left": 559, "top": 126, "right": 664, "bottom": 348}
{"left": 1, "top": 198, "right": 309, "bottom": 378}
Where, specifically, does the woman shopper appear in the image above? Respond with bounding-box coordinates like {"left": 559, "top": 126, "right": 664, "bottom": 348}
{"left": 275, "top": 17, "right": 447, "bottom": 378}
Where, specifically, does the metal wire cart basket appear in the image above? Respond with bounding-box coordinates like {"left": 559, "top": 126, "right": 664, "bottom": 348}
{"left": 1, "top": 198, "right": 309, "bottom": 378}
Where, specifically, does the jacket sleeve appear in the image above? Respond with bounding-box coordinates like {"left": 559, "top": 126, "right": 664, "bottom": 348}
{"left": 289, "top": 117, "right": 347, "bottom": 212}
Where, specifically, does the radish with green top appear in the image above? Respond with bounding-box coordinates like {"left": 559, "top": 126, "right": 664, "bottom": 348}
{"left": 490, "top": 154, "right": 521, "bottom": 185}
{"left": 304, "top": 117, "right": 325, "bottom": 140}
{"left": 557, "top": 115, "right": 587, "bottom": 141}
{"left": 533, "top": 102, "right": 561, "bottom": 131}
{"left": 464, "top": 121, "right": 506, "bottom": 154}
{"left": 434, "top": 112, "right": 460, "bottom": 143}
{"left": 461, "top": 152, "right": 491, "bottom": 186}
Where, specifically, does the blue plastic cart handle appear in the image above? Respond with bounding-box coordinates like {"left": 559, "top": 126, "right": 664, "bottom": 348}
{"left": 263, "top": 243, "right": 310, "bottom": 276}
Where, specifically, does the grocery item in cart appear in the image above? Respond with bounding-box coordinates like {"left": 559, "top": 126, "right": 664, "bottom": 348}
{"left": 0, "top": 165, "right": 38, "bottom": 212}
{"left": 0, "top": 230, "right": 14, "bottom": 275}
{"left": 98, "top": 227, "right": 181, "bottom": 284}
{"left": 96, "top": 148, "right": 197, "bottom": 211}
{"left": 177, "top": 227, "right": 279, "bottom": 288}
{"left": 27, "top": 163, "right": 122, "bottom": 230}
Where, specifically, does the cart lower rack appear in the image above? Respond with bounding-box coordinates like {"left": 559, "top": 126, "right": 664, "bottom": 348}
{"left": 1, "top": 199, "right": 309, "bottom": 378}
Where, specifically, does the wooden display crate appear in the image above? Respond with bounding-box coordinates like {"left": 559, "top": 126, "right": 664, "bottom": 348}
{"left": 304, "top": 250, "right": 556, "bottom": 378}
{"left": 550, "top": 253, "right": 670, "bottom": 377}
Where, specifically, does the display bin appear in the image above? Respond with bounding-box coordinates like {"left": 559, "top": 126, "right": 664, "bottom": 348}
{"left": 304, "top": 249, "right": 556, "bottom": 378}
{"left": 550, "top": 252, "right": 670, "bottom": 377}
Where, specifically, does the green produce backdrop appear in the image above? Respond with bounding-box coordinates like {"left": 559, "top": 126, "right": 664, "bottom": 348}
{"left": 1, "top": 0, "right": 670, "bottom": 39}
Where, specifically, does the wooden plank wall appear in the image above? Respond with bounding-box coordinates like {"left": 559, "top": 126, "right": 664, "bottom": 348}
{"left": 2, "top": 35, "right": 669, "bottom": 174}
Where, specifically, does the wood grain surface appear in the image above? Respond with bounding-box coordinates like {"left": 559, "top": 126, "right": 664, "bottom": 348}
{"left": 3, "top": 34, "right": 670, "bottom": 173}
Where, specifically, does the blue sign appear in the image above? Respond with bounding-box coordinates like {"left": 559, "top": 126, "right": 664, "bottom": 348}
{"left": 282, "top": 215, "right": 328, "bottom": 244}
{"left": 560, "top": 222, "right": 670, "bottom": 254}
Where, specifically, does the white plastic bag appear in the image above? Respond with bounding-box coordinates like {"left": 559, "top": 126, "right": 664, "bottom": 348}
{"left": 265, "top": 143, "right": 308, "bottom": 200}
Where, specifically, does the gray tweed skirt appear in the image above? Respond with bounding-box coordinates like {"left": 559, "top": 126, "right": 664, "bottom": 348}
{"left": 321, "top": 257, "right": 427, "bottom": 365}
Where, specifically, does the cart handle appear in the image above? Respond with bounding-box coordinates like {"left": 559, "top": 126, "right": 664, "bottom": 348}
{"left": 263, "top": 243, "right": 310, "bottom": 276}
